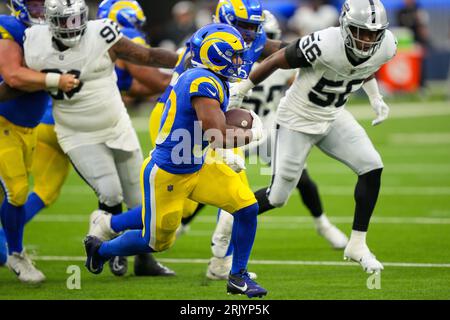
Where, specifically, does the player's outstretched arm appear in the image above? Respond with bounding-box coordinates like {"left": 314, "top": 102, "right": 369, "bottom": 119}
{"left": 0, "top": 40, "right": 78, "bottom": 93}
{"left": 193, "top": 97, "right": 257, "bottom": 148}
{"left": 261, "top": 38, "right": 287, "bottom": 59}
{"left": 110, "top": 37, "right": 178, "bottom": 69}
{"left": 124, "top": 62, "right": 172, "bottom": 97}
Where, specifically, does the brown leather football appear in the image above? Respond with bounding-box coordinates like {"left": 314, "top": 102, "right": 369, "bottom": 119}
{"left": 225, "top": 108, "right": 253, "bottom": 129}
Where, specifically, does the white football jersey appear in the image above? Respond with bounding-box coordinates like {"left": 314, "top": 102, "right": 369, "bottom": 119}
{"left": 277, "top": 27, "right": 397, "bottom": 134}
{"left": 24, "top": 19, "right": 139, "bottom": 152}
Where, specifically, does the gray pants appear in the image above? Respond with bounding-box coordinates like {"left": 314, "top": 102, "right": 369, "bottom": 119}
{"left": 268, "top": 109, "right": 383, "bottom": 207}
{"left": 67, "top": 144, "right": 143, "bottom": 209}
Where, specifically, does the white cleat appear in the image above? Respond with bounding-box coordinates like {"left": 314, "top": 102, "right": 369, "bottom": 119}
{"left": 88, "top": 210, "right": 118, "bottom": 241}
{"left": 344, "top": 245, "right": 384, "bottom": 274}
{"left": 206, "top": 256, "right": 257, "bottom": 280}
{"left": 317, "top": 224, "right": 349, "bottom": 250}
{"left": 7, "top": 251, "right": 46, "bottom": 284}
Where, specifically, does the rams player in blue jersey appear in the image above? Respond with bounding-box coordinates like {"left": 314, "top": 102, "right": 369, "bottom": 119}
{"left": 85, "top": 23, "right": 268, "bottom": 298}
{"left": 0, "top": 0, "right": 78, "bottom": 282}
{"left": 148, "top": 0, "right": 289, "bottom": 279}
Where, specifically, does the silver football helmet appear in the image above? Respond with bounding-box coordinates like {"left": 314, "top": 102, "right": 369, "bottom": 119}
{"left": 262, "top": 10, "right": 281, "bottom": 40}
{"left": 45, "top": 0, "right": 89, "bottom": 48}
{"left": 339, "top": 0, "right": 389, "bottom": 58}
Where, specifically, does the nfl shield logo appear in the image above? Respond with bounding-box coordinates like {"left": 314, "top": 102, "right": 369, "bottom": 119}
{"left": 167, "top": 185, "right": 174, "bottom": 192}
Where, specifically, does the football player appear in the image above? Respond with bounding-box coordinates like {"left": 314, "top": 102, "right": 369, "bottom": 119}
{"left": 0, "top": 0, "right": 77, "bottom": 282}
{"left": 85, "top": 23, "right": 268, "bottom": 298}
{"left": 230, "top": 0, "right": 396, "bottom": 274}
{"left": 147, "top": 0, "right": 289, "bottom": 280}
{"left": 17, "top": 0, "right": 177, "bottom": 278}
{"left": 204, "top": 10, "right": 349, "bottom": 280}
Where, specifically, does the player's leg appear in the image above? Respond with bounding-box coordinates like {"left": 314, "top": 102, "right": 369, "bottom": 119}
{"left": 85, "top": 159, "right": 190, "bottom": 274}
{"left": 0, "top": 123, "right": 44, "bottom": 282}
{"left": 255, "top": 124, "right": 316, "bottom": 214}
{"left": 190, "top": 161, "right": 266, "bottom": 298}
{"left": 26, "top": 123, "right": 70, "bottom": 223}
{"left": 113, "top": 147, "right": 175, "bottom": 276}
{"left": 317, "top": 110, "right": 384, "bottom": 273}
{"left": 296, "top": 168, "right": 348, "bottom": 249}
{"left": 67, "top": 143, "right": 128, "bottom": 276}
{"left": 207, "top": 160, "right": 251, "bottom": 280}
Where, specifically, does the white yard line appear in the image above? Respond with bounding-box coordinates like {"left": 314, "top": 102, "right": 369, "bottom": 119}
{"left": 32, "top": 214, "right": 450, "bottom": 225}
{"left": 59, "top": 185, "right": 450, "bottom": 196}
{"left": 32, "top": 256, "right": 450, "bottom": 268}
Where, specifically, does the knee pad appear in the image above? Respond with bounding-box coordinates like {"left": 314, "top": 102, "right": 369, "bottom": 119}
{"left": 357, "top": 152, "right": 384, "bottom": 176}
{"left": 8, "top": 179, "right": 29, "bottom": 206}
{"left": 96, "top": 182, "right": 123, "bottom": 208}
{"left": 153, "top": 210, "right": 180, "bottom": 252}
{"left": 277, "top": 155, "right": 303, "bottom": 182}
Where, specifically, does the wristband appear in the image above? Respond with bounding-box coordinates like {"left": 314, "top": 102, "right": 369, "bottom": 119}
{"left": 238, "top": 79, "right": 256, "bottom": 95}
{"left": 45, "top": 73, "right": 61, "bottom": 89}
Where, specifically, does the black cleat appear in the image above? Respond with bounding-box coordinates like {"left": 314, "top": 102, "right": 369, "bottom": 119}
{"left": 134, "top": 253, "right": 176, "bottom": 276}
{"left": 227, "top": 269, "right": 268, "bottom": 298}
{"left": 84, "top": 236, "right": 107, "bottom": 275}
{"left": 109, "top": 256, "right": 128, "bottom": 277}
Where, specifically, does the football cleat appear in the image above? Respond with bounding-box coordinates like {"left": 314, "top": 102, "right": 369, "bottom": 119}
{"left": 109, "top": 256, "right": 128, "bottom": 277}
{"left": 316, "top": 224, "right": 349, "bottom": 250}
{"left": 7, "top": 251, "right": 46, "bottom": 284}
{"left": 88, "top": 210, "right": 119, "bottom": 241}
{"left": 206, "top": 256, "right": 232, "bottom": 280}
{"left": 344, "top": 245, "right": 384, "bottom": 274}
{"left": 227, "top": 270, "right": 267, "bottom": 298}
{"left": 206, "top": 256, "right": 257, "bottom": 280}
{"left": 134, "top": 253, "right": 176, "bottom": 276}
{"left": 84, "top": 235, "right": 108, "bottom": 275}
{"left": 0, "top": 228, "right": 7, "bottom": 266}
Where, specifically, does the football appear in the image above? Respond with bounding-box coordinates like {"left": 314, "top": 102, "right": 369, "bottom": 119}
{"left": 225, "top": 108, "right": 253, "bottom": 129}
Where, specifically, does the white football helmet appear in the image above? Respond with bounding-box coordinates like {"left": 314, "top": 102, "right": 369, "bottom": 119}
{"left": 45, "top": 0, "right": 89, "bottom": 48}
{"left": 339, "top": 0, "right": 389, "bottom": 58}
{"left": 262, "top": 10, "right": 281, "bottom": 40}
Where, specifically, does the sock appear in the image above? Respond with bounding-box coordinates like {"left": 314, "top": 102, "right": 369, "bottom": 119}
{"left": 110, "top": 206, "right": 143, "bottom": 233}
{"left": 181, "top": 203, "right": 205, "bottom": 226}
{"left": 297, "top": 170, "right": 323, "bottom": 218}
{"left": 0, "top": 228, "right": 7, "bottom": 264}
{"left": 230, "top": 203, "right": 258, "bottom": 274}
{"left": 314, "top": 214, "right": 332, "bottom": 230}
{"left": 254, "top": 188, "right": 274, "bottom": 215}
{"left": 0, "top": 201, "right": 26, "bottom": 255}
{"left": 24, "top": 192, "right": 46, "bottom": 224}
{"left": 347, "top": 230, "right": 368, "bottom": 255}
{"left": 98, "top": 230, "right": 153, "bottom": 259}
{"left": 99, "top": 202, "right": 122, "bottom": 215}
{"left": 353, "top": 168, "right": 382, "bottom": 232}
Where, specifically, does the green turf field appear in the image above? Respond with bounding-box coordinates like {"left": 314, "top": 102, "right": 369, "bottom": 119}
{"left": 1, "top": 100, "right": 449, "bottom": 300}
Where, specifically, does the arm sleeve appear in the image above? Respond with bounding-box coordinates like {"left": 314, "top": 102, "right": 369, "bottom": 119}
{"left": 284, "top": 39, "right": 312, "bottom": 69}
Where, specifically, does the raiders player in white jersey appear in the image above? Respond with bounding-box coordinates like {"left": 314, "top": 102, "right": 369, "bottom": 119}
{"left": 230, "top": 0, "right": 397, "bottom": 274}
{"left": 23, "top": 0, "right": 178, "bottom": 277}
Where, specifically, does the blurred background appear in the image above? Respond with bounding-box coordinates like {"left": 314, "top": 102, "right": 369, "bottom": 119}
{"left": 1, "top": 0, "right": 449, "bottom": 100}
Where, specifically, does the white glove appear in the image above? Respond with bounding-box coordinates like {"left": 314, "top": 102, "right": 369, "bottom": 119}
{"left": 370, "top": 98, "right": 390, "bottom": 126}
{"left": 215, "top": 148, "right": 246, "bottom": 173}
{"left": 249, "top": 109, "right": 264, "bottom": 141}
{"left": 228, "top": 80, "right": 255, "bottom": 109}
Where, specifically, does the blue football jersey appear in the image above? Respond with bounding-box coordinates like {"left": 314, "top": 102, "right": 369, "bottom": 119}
{"left": 0, "top": 15, "right": 51, "bottom": 128}
{"left": 151, "top": 68, "right": 229, "bottom": 174}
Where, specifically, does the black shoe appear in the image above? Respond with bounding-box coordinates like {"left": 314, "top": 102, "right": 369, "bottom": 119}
{"left": 227, "top": 269, "right": 268, "bottom": 298}
{"left": 84, "top": 236, "right": 107, "bottom": 275}
{"left": 134, "top": 253, "right": 176, "bottom": 276}
{"left": 109, "top": 256, "right": 128, "bottom": 276}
